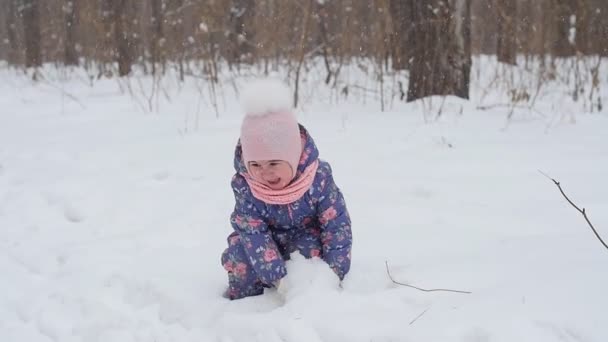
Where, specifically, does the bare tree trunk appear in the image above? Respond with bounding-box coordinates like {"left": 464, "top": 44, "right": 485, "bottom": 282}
{"left": 496, "top": 0, "right": 517, "bottom": 65}
{"left": 552, "top": 0, "right": 574, "bottom": 57}
{"left": 5, "top": 0, "right": 19, "bottom": 65}
{"left": 22, "top": 0, "right": 42, "bottom": 68}
{"left": 64, "top": 0, "right": 79, "bottom": 66}
{"left": 150, "top": 0, "right": 164, "bottom": 75}
{"left": 574, "top": 0, "right": 589, "bottom": 54}
{"left": 517, "top": 0, "right": 534, "bottom": 65}
{"left": 228, "top": 0, "right": 255, "bottom": 64}
{"left": 293, "top": 0, "right": 314, "bottom": 107}
{"left": 599, "top": 1, "right": 608, "bottom": 56}
{"left": 99, "top": 0, "right": 114, "bottom": 76}
{"left": 112, "top": 0, "right": 133, "bottom": 76}
{"left": 407, "top": 0, "right": 472, "bottom": 102}
{"left": 166, "top": 0, "right": 185, "bottom": 80}
{"left": 315, "top": 0, "right": 334, "bottom": 83}
{"left": 539, "top": 0, "right": 549, "bottom": 68}
{"left": 470, "top": 0, "right": 497, "bottom": 54}
{"left": 388, "top": 0, "right": 413, "bottom": 70}
{"left": 589, "top": 0, "right": 608, "bottom": 56}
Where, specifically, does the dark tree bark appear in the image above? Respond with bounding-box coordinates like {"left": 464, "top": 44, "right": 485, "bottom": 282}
{"left": 166, "top": 0, "right": 185, "bottom": 80}
{"left": 150, "top": 0, "right": 164, "bottom": 75}
{"left": 407, "top": 0, "right": 472, "bottom": 102}
{"left": 388, "top": 0, "right": 414, "bottom": 70}
{"left": 315, "top": 0, "right": 333, "bottom": 83}
{"left": 5, "top": 0, "right": 19, "bottom": 65}
{"left": 470, "top": 0, "right": 496, "bottom": 54}
{"left": 598, "top": 1, "right": 608, "bottom": 56}
{"left": 21, "top": 0, "right": 42, "bottom": 68}
{"left": 574, "top": 0, "right": 589, "bottom": 54}
{"left": 64, "top": 0, "right": 79, "bottom": 66}
{"left": 517, "top": 0, "right": 534, "bottom": 61}
{"left": 552, "top": 0, "right": 574, "bottom": 57}
{"left": 228, "top": 0, "right": 255, "bottom": 64}
{"left": 496, "top": 0, "right": 517, "bottom": 65}
{"left": 110, "top": 0, "right": 133, "bottom": 76}
{"left": 98, "top": 0, "right": 115, "bottom": 76}
{"left": 588, "top": 0, "right": 608, "bottom": 56}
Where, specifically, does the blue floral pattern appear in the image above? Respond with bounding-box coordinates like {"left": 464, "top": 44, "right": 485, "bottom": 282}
{"left": 221, "top": 125, "right": 352, "bottom": 299}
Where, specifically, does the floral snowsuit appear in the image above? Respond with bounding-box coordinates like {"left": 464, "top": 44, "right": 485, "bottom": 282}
{"left": 221, "top": 125, "right": 352, "bottom": 300}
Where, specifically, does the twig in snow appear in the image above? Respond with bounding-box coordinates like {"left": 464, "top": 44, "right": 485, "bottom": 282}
{"left": 120, "top": 77, "right": 147, "bottom": 114}
{"left": 409, "top": 307, "right": 430, "bottom": 326}
{"left": 539, "top": 170, "right": 608, "bottom": 251}
{"left": 37, "top": 72, "right": 87, "bottom": 110}
{"left": 385, "top": 262, "right": 472, "bottom": 294}
{"left": 476, "top": 103, "right": 545, "bottom": 117}
{"left": 435, "top": 96, "right": 447, "bottom": 120}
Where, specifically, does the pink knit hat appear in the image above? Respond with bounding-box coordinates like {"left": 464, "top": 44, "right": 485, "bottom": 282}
{"left": 239, "top": 79, "right": 302, "bottom": 180}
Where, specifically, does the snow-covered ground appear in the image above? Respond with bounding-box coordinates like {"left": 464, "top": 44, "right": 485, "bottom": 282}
{"left": 1, "top": 63, "right": 607, "bottom": 342}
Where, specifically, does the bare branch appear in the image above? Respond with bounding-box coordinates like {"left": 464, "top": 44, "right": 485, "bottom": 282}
{"left": 385, "top": 261, "right": 472, "bottom": 294}
{"left": 409, "top": 307, "right": 430, "bottom": 326}
{"left": 539, "top": 171, "right": 608, "bottom": 251}
{"left": 476, "top": 103, "right": 546, "bottom": 117}
{"left": 37, "top": 72, "right": 87, "bottom": 110}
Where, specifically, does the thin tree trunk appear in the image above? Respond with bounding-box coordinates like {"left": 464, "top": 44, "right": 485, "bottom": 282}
{"left": 167, "top": 0, "right": 185, "bottom": 81}
{"left": 600, "top": 1, "right": 608, "bottom": 56}
{"left": 315, "top": 0, "right": 333, "bottom": 83}
{"left": 112, "top": 0, "right": 132, "bottom": 76}
{"left": 228, "top": 0, "right": 255, "bottom": 64}
{"left": 150, "top": 0, "right": 164, "bottom": 75}
{"left": 517, "top": 0, "right": 533, "bottom": 65}
{"left": 64, "top": 0, "right": 79, "bottom": 66}
{"left": 5, "top": 0, "right": 19, "bottom": 65}
{"left": 496, "top": 0, "right": 517, "bottom": 65}
{"left": 539, "top": 0, "right": 548, "bottom": 68}
{"left": 594, "top": 0, "right": 608, "bottom": 56}
{"left": 22, "top": 0, "right": 42, "bottom": 68}
{"left": 574, "top": 0, "right": 589, "bottom": 54}
{"left": 294, "top": 0, "right": 314, "bottom": 108}
{"left": 552, "top": 0, "right": 574, "bottom": 57}
{"left": 407, "top": 0, "right": 472, "bottom": 102}
{"left": 99, "top": 0, "right": 116, "bottom": 77}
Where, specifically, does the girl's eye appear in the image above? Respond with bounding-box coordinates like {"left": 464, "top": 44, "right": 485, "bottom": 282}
{"left": 250, "top": 163, "right": 260, "bottom": 168}
{"left": 269, "top": 162, "right": 278, "bottom": 167}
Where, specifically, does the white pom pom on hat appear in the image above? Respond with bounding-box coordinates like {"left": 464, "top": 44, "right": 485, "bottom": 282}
{"left": 240, "top": 78, "right": 293, "bottom": 117}
{"left": 239, "top": 78, "right": 302, "bottom": 180}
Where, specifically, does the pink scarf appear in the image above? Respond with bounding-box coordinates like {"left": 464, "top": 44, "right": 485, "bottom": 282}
{"left": 242, "top": 159, "right": 319, "bottom": 205}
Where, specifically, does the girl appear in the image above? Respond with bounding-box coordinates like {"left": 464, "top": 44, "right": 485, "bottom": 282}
{"left": 221, "top": 79, "right": 352, "bottom": 300}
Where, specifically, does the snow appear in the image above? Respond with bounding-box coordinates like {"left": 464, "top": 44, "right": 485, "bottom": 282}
{"left": 1, "top": 60, "right": 607, "bottom": 342}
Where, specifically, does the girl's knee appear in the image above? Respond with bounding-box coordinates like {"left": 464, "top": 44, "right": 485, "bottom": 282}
{"left": 226, "top": 232, "right": 241, "bottom": 245}
{"left": 220, "top": 248, "right": 231, "bottom": 269}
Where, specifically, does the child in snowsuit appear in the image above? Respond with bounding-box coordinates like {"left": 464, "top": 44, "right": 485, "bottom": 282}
{"left": 221, "top": 79, "right": 353, "bottom": 300}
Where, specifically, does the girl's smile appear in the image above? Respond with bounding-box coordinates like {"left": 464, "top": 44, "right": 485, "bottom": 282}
{"left": 248, "top": 160, "right": 293, "bottom": 190}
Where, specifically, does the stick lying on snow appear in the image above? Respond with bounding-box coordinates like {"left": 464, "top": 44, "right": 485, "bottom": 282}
{"left": 539, "top": 170, "right": 608, "bottom": 252}
{"left": 385, "top": 261, "right": 472, "bottom": 294}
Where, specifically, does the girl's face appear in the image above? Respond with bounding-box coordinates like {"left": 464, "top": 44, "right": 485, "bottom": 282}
{"left": 248, "top": 160, "right": 293, "bottom": 190}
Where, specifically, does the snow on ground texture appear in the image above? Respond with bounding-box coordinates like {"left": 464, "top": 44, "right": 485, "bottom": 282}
{"left": 1, "top": 66, "right": 607, "bottom": 342}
